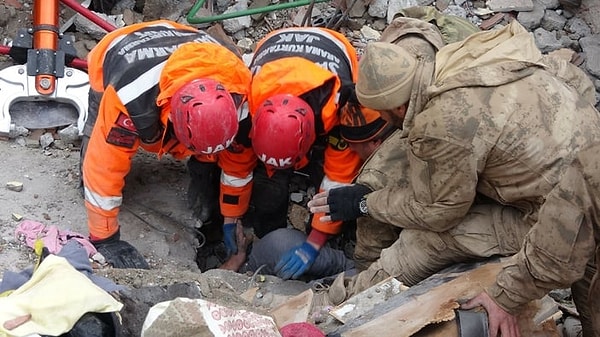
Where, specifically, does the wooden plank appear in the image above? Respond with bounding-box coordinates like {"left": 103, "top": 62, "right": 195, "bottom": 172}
{"left": 329, "top": 260, "right": 559, "bottom": 337}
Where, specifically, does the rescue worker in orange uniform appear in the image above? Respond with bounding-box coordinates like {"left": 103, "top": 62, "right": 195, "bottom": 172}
{"left": 242, "top": 27, "right": 362, "bottom": 280}
{"left": 81, "top": 20, "right": 252, "bottom": 269}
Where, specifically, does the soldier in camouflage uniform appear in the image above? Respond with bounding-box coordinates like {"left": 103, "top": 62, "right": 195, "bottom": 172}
{"left": 340, "top": 14, "right": 596, "bottom": 274}
{"left": 346, "top": 14, "right": 510, "bottom": 272}
{"left": 464, "top": 143, "right": 600, "bottom": 337}
{"left": 308, "top": 19, "right": 600, "bottom": 318}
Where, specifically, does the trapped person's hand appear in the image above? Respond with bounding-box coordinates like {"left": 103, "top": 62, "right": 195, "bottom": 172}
{"left": 274, "top": 242, "right": 319, "bottom": 280}
{"left": 234, "top": 222, "right": 250, "bottom": 254}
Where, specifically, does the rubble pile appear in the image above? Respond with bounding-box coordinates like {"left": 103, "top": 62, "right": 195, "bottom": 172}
{"left": 1, "top": 0, "right": 599, "bottom": 111}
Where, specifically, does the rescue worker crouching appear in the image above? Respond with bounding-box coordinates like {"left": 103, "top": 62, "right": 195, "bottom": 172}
{"left": 308, "top": 20, "right": 600, "bottom": 334}
{"left": 338, "top": 98, "right": 401, "bottom": 271}
{"left": 81, "top": 20, "right": 252, "bottom": 269}
{"left": 240, "top": 27, "right": 362, "bottom": 280}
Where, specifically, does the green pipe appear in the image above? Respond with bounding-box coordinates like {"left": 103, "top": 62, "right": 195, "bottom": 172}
{"left": 187, "top": 0, "right": 329, "bottom": 24}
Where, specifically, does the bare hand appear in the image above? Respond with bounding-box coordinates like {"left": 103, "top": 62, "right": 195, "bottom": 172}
{"left": 307, "top": 191, "right": 331, "bottom": 222}
{"left": 462, "top": 292, "right": 521, "bottom": 337}
{"left": 235, "top": 221, "right": 250, "bottom": 254}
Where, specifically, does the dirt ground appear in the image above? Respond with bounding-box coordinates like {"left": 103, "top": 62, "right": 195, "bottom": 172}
{"left": 0, "top": 135, "right": 210, "bottom": 284}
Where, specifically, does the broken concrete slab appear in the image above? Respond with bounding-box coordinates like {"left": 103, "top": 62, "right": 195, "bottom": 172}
{"left": 329, "top": 277, "right": 407, "bottom": 324}
{"left": 487, "top": 0, "right": 534, "bottom": 12}
{"left": 270, "top": 289, "right": 314, "bottom": 327}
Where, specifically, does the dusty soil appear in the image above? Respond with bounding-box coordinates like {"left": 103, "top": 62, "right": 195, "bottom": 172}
{"left": 0, "top": 136, "right": 206, "bottom": 283}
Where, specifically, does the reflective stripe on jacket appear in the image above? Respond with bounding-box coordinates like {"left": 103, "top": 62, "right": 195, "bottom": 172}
{"left": 83, "top": 20, "right": 252, "bottom": 239}
{"left": 249, "top": 27, "right": 361, "bottom": 235}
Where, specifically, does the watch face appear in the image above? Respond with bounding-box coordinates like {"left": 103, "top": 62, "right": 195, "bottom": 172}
{"left": 359, "top": 198, "right": 368, "bottom": 215}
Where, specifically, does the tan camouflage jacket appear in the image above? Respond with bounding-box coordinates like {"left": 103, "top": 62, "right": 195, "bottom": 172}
{"left": 365, "top": 21, "right": 600, "bottom": 234}
{"left": 488, "top": 144, "right": 600, "bottom": 313}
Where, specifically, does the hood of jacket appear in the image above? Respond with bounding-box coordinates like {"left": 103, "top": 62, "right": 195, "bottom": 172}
{"left": 428, "top": 20, "right": 545, "bottom": 98}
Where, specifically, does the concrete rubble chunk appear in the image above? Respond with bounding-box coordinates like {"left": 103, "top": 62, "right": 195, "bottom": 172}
{"left": 542, "top": 9, "right": 567, "bottom": 31}
{"left": 74, "top": 12, "right": 124, "bottom": 40}
{"left": 368, "top": 0, "right": 389, "bottom": 18}
{"left": 517, "top": 1, "right": 545, "bottom": 30}
{"left": 360, "top": 25, "right": 381, "bottom": 41}
{"left": 222, "top": 0, "right": 252, "bottom": 34}
{"left": 39, "top": 132, "right": 54, "bottom": 149}
{"left": 387, "top": 0, "right": 419, "bottom": 24}
{"left": 443, "top": 5, "right": 468, "bottom": 20}
{"left": 6, "top": 181, "right": 24, "bottom": 192}
{"left": 537, "top": 0, "right": 560, "bottom": 9}
{"left": 566, "top": 17, "right": 592, "bottom": 40}
{"left": 348, "top": 0, "right": 368, "bottom": 18}
{"left": 534, "top": 27, "right": 563, "bottom": 53}
{"left": 487, "top": 0, "right": 534, "bottom": 12}
{"left": 580, "top": 35, "right": 600, "bottom": 78}
{"left": 57, "top": 125, "right": 81, "bottom": 144}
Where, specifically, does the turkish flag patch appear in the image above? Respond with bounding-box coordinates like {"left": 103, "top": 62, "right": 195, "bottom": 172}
{"left": 115, "top": 112, "right": 138, "bottom": 133}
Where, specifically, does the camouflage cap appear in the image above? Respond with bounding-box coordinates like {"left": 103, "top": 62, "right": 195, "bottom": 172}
{"left": 356, "top": 42, "right": 417, "bottom": 110}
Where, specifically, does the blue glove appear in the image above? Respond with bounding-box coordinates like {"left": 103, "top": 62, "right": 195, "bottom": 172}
{"left": 274, "top": 242, "right": 319, "bottom": 280}
{"left": 223, "top": 223, "right": 237, "bottom": 256}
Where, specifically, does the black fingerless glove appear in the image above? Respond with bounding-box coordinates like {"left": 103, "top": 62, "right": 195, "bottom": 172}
{"left": 328, "top": 184, "right": 372, "bottom": 222}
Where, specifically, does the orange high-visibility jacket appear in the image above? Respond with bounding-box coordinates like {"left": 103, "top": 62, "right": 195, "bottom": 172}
{"left": 248, "top": 27, "right": 362, "bottom": 235}
{"left": 82, "top": 20, "right": 253, "bottom": 240}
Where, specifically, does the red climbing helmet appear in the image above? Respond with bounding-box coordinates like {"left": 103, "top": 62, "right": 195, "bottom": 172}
{"left": 251, "top": 94, "right": 316, "bottom": 169}
{"left": 171, "top": 78, "right": 238, "bottom": 154}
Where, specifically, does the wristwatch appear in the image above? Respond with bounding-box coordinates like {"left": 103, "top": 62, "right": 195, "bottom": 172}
{"left": 359, "top": 197, "right": 368, "bottom": 216}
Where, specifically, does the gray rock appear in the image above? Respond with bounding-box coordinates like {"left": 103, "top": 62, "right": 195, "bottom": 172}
{"left": 142, "top": 0, "right": 189, "bottom": 21}
{"left": 222, "top": 0, "right": 252, "bottom": 34}
{"left": 57, "top": 125, "right": 80, "bottom": 144}
{"left": 8, "top": 125, "right": 29, "bottom": 139}
{"left": 541, "top": 10, "right": 567, "bottom": 31}
{"left": 347, "top": 18, "right": 368, "bottom": 30}
{"left": 74, "top": 12, "right": 125, "bottom": 40}
{"left": 348, "top": 0, "right": 368, "bottom": 18}
{"left": 580, "top": 35, "right": 600, "bottom": 77}
{"left": 443, "top": 5, "right": 468, "bottom": 20}
{"left": 40, "top": 132, "right": 54, "bottom": 149}
{"left": 387, "top": 0, "right": 419, "bottom": 23}
{"left": 360, "top": 25, "right": 381, "bottom": 40}
{"left": 368, "top": 0, "right": 389, "bottom": 18}
{"left": 559, "top": 34, "right": 579, "bottom": 50}
{"left": 517, "top": 3, "right": 545, "bottom": 30}
{"left": 371, "top": 18, "right": 388, "bottom": 31}
{"left": 487, "top": 0, "right": 534, "bottom": 12}
{"left": 566, "top": 17, "right": 592, "bottom": 39}
{"left": 237, "top": 37, "right": 254, "bottom": 52}
{"left": 533, "top": 27, "right": 562, "bottom": 53}
{"left": 216, "top": 0, "right": 232, "bottom": 12}
{"left": 536, "top": 0, "right": 560, "bottom": 9}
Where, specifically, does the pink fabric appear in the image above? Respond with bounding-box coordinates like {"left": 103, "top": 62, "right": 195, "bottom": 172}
{"left": 14, "top": 220, "right": 97, "bottom": 257}
{"left": 280, "top": 323, "right": 325, "bottom": 337}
